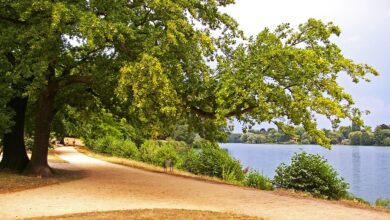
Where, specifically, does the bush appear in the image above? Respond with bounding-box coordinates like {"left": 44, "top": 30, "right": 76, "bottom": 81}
{"left": 89, "top": 136, "right": 115, "bottom": 153}
{"left": 383, "top": 137, "right": 390, "bottom": 146}
{"left": 139, "top": 140, "right": 181, "bottom": 167}
{"left": 183, "top": 140, "right": 244, "bottom": 182}
{"left": 88, "top": 136, "right": 139, "bottom": 159}
{"left": 273, "top": 152, "right": 349, "bottom": 200}
{"left": 108, "top": 139, "right": 139, "bottom": 159}
{"left": 243, "top": 170, "right": 273, "bottom": 190}
{"left": 375, "top": 197, "right": 390, "bottom": 208}
{"left": 191, "top": 138, "right": 219, "bottom": 149}
{"left": 182, "top": 148, "right": 200, "bottom": 173}
{"left": 155, "top": 143, "right": 181, "bottom": 167}
{"left": 139, "top": 140, "right": 159, "bottom": 163}
{"left": 165, "top": 139, "right": 190, "bottom": 156}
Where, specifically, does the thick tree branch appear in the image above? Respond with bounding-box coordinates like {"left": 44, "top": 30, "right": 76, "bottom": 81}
{"left": 190, "top": 106, "right": 217, "bottom": 119}
{"left": 226, "top": 105, "right": 257, "bottom": 117}
{"left": 190, "top": 104, "right": 259, "bottom": 119}
{"left": 61, "top": 75, "right": 93, "bottom": 87}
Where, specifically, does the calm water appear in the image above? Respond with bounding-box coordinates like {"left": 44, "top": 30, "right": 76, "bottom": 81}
{"left": 220, "top": 143, "right": 390, "bottom": 203}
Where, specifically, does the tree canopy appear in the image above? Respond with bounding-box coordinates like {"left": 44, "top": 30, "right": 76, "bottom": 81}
{"left": 0, "top": 0, "right": 378, "bottom": 175}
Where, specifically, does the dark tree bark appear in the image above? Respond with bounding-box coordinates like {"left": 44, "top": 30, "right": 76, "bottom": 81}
{"left": 0, "top": 97, "right": 29, "bottom": 172}
{"left": 24, "top": 81, "right": 58, "bottom": 177}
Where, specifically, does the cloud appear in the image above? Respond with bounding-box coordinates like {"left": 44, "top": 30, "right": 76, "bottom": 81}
{"left": 346, "top": 35, "right": 361, "bottom": 43}
{"left": 356, "top": 96, "right": 390, "bottom": 126}
{"left": 386, "top": 10, "right": 390, "bottom": 23}
{"left": 357, "top": 96, "right": 390, "bottom": 114}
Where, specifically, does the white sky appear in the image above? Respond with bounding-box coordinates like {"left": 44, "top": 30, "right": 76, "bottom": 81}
{"left": 222, "top": 0, "right": 390, "bottom": 131}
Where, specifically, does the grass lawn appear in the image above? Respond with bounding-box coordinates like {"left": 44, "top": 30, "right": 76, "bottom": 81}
{"left": 24, "top": 209, "right": 263, "bottom": 220}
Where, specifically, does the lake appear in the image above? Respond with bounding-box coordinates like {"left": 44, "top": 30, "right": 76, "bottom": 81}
{"left": 220, "top": 143, "right": 390, "bottom": 203}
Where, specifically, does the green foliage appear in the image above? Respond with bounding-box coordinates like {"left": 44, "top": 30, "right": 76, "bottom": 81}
{"left": 216, "top": 19, "right": 377, "bottom": 148}
{"left": 139, "top": 140, "right": 160, "bottom": 164}
{"left": 183, "top": 140, "right": 244, "bottom": 181}
{"left": 108, "top": 140, "right": 140, "bottom": 160}
{"left": 384, "top": 137, "right": 390, "bottom": 146}
{"left": 87, "top": 136, "right": 113, "bottom": 154}
{"left": 228, "top": 124, "right": 388, "bottom": 146}
{"left": 171, "top": 124, "right": 197, "bottom": 144}
{"left": 349, "top": 131, "right": 362, "bottom": 145}
{"left": 240, "top": 133, "right": 267, "bottom": 144}
{"left": 375, "top": 197, "right": 390, "bottom": 208}
{"left": 139, "top": 140, "right": 181, "bottom": 167}
{"left": 24, "top": 135, "right": 34, "bottom": 151}
{"left": 55, "top": 107, "right": 140, "bottom": 145}
{"left": 274, "top": 152, "right": 349, "bottom": 200}
{"left": 155, "top": 144, "right": 181, "bottom": 168}
{"left": 165, "top": 139, "right": 190, "bottom": 156}
{"left": 192, "top": 138, "right": 220, "bottom": 149}
{"left": 88, "top": 136, "right": 139, "bottom": 160}
{"left": 1, "top": 0, "right": 379, "bottom": 174}
{"left": 374, "top": 128, "right": 390, "bottom": 146}
{"left": 228, "top": 133, "right": 242, "bottom": 143}
{"left": 361, "top": 130, "right": 375, "bottom": 145}
{"left": 243, "top": 170, "right": 274, "bottom": 190}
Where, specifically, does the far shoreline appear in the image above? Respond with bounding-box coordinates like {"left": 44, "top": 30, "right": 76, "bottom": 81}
{"left": 221, "top": 143, "right": 390, "bottom": 148}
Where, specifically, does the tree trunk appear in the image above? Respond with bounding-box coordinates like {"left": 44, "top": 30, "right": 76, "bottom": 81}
{"left": 0, "top": 97, "right": 29, "bottom": 172}
{"left": 24, "top": 83, "right": 57, "bottom": 177}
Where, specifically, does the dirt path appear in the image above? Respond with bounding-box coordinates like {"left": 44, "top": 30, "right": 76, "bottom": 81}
{"left": 0, "top": 147, "right": 389, "bottom": 220}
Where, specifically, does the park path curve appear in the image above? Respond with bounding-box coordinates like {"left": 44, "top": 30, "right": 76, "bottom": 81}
{"left": 0, "top": 146, "right": 389, "bottom": 220}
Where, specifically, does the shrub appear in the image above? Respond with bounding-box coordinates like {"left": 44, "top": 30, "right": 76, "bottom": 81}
{"left": 273, "top": 152, "right": 349, "bottom": 200}
{"left": 90, "top": 136, "right": 115, "bottom": 153}
{"left": 155, "top": 143, "right": 181, "bottom": 167}
{"left": 165, "top": 139, "right": 190, "bottom": 156}
{"left": 182, "top": 148, "right": 201, "bottom": 173}
{"left": 383, "top": 137, "right": 390, "bottom": 146}
{"left": 244, "top": 170, "right": 274, "bottom": 190}
{"left": 139, "top": 140, "right": 160, "bottom": 164}
{"left": 108, "top": 139, "right": 139, "bottom": 159}
{"left": 88, "top": 136, "right": 139, "bottom": 160}
{"left": 375, "top": 197, "right": 390, "bottom": 208}
{"left": 191, "top": 138, "right": 219, "bottom": 149}
{"left": 139, "top": 140, "right": 180, "bottom": 167}
{"left": 183, "top": 140, "right": 244, "bottom": 181}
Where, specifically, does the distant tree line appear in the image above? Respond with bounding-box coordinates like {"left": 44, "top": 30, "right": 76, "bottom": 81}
{"left": 228, "top": 124, "right": 390, "bottom": 146}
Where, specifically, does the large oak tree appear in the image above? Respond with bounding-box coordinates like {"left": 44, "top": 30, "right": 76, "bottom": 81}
{"left": 0, "top": 0, "right": 377, "bottom": 176}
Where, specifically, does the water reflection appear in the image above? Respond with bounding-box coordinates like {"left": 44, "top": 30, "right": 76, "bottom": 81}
{"left": 352, "top": 147, "right": 361, "bottom": 193}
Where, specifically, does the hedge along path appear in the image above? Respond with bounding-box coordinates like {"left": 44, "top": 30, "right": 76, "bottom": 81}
{"left": 0, "top": 147, "right": 389, "bottom": 220}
